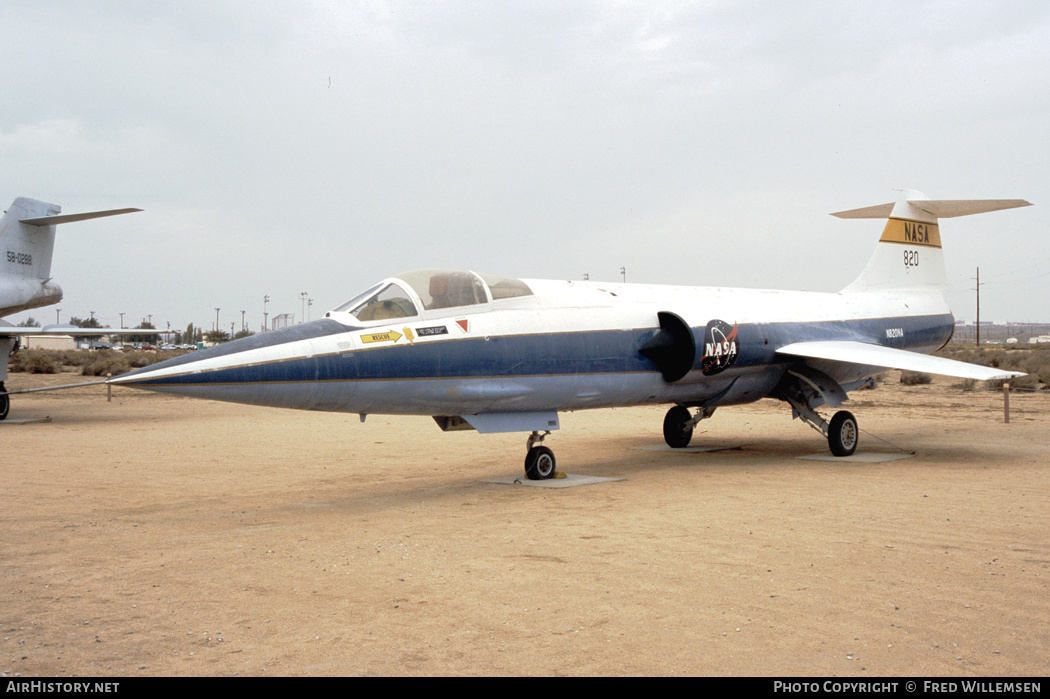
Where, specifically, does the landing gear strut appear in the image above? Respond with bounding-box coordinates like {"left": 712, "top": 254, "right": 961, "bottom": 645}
{"left": 783, "top": 395, "right": 859, "bottom": 457}
{"left": 1, "top": 335, "right": 15, "bottom": 421}
{"left": 773, "top": 369, "right": 860, "bottom": 457}
{"left": 662, "top": 405, "right": 715, "bottom": 448}
{"left": 524, "top": 430, "right": 556, "bottom": 480}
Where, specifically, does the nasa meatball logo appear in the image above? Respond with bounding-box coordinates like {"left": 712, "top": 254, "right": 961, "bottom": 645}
{"left": 700, "top": 320, "right": 739, "bottom": 376}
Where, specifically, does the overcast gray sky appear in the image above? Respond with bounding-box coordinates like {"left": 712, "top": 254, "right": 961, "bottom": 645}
{"left": 2, "top": 0, "right": 1047, "bottom": 333}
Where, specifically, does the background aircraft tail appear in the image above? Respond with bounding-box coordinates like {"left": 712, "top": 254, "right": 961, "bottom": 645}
{"left": 1, "top": 197, "right": 63, "bottom": 281}
{"left": 1, "top": 197, "right": 142, "bottom": 282}
{"left": 835, "top": 190, "right": 1031, "bottom": 293}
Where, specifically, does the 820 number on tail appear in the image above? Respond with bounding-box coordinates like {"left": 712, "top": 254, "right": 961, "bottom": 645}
{"left": 903, "top": 250, "right": 919, "bottom": 268}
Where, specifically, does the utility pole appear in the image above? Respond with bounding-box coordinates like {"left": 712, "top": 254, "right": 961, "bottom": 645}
{"left": 56, "top": 308, "right": 61, "bottom": 324}
{"left": 620, "top": 266, "right": 626, "bottom": 282}
{"left": 263, "top": 295, "right": 269, "bottom": 332}
{"left": 300, "top": 292, "right": 309, "bottom": 323}
{"left": 215, "top": 307, "right": 220, "bottom": 332}
{"left": 974, "top": 267, "right": 982, "bottom": 346}
{"left": 241, "top": 310, "right": 246, "bottom": 332}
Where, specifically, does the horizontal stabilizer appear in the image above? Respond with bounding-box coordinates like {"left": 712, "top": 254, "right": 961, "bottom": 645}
{"left": 20, "top": 208, "right": 142, "bottom": 226}
{"left": 832, "top": 199, "right": 1031, "bottom": 219}
{"left": 776, "top": 340, "right": 1025, "bottom": 382}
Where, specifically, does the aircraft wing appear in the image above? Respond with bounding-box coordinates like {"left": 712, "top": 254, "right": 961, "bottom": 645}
{"left": 0, "top": 325, "right": 162, "bottom": 337}
{"left": 776, "top": 340, "right": 1025, "bottom": 381}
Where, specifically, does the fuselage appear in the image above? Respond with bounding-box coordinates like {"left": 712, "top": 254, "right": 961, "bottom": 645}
{"left": 111, "top": 272, "right": 954, "bottom": 418}
{"left": 0, "top": 277, "right": 63, "bottom": 318}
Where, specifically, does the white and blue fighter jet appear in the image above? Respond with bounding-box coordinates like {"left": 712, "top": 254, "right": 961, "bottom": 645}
{"left": 105, "top": 190, "right": 1029, "bottom": 479}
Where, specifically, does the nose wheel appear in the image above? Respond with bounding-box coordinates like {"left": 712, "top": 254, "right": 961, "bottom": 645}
{"left": 524, "top": 431, "right": 556, "bottom": 480}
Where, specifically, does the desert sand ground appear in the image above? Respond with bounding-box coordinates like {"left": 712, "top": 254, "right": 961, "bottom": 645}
{"left": 1, "top": 371, "right": 1047, "bottom": 677}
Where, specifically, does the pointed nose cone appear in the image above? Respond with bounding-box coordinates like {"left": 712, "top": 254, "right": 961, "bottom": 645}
{"left": 110, "top": 319, "right": 358, "bottom": 410}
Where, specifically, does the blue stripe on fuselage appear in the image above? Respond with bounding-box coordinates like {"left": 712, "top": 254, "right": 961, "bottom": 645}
{"left": 119, "top": 313, "right": 954, "bottom": 388}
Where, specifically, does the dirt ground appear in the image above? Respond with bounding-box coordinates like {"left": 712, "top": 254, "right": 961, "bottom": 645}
{"left": 1, "top": 371, "right": 1047, "bottom": 677}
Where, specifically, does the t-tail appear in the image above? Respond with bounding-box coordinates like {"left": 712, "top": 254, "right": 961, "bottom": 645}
{"left": 835, "top": 190, "right": 1031, "bottom": 293}
{"left": 0, "top": 197, "right": 141, "bottom": 315}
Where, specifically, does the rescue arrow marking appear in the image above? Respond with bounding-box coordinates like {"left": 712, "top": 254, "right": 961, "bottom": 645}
{"left": 360, "top": 330, "right": 402, "bottom": 345}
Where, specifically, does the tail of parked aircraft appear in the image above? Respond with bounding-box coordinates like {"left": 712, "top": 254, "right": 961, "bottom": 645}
{"left": 1, "top": 197, "right": 142, "bottom": 281}
{"left": 1, "top": 197, "right": 142, "bottom": 317}
{"left": 835, "top": 190, "right": 1031, "bottom": 293}
{"left": 1, "top": 198, "right": 64, "bottom": 281}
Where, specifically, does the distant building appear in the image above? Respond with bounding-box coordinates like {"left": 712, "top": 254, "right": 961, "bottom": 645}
{"left": 24, "top": 335, "right": 76, "bottom": 350}
{"left": 272, "top": 313, "right": 294, "bottom": 330}
{"left": 951, "top": 322, "right": 1050, "bottom": 345}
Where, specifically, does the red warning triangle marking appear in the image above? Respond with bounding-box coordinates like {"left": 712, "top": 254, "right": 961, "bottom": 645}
{"left": 455, "top": 319, "right": 469, "bottom": 333}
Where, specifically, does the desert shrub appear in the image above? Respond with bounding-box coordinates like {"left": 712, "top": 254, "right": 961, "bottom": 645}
{"left": 900, "top": 371, "right": 932, "bottom": 385}
{"left": 938, "top": 346, "right": 1049, "bottom": 390}
{"left": 122, "top": 351, "right": 155, "bottom": 369}
{"left": 1018, "top": 353, "right": 1050, "bottom": 386}
{"left": 81, "top": 355, "right": 132, "bottom": 376}
{"left": 13, "top": 350, "right": 60, "bottom": 374}
{"left": 8, "top": 348, "right": 189, "bottom": 377}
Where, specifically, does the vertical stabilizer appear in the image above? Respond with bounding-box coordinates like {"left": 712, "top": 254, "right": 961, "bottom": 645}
{"left": 835, "top": 190, "right": 1031, "bottom": 293}
{"left": 0, "top": 197, "right": 62, "bottom": 280}
{"left": 0, "top": 197, "right": 141, "bottom": 317}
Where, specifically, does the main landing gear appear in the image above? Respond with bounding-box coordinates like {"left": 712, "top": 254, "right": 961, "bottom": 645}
{"left": 827, "top": 410, "right": 859, "bottom": 457}
{"left": 784, "top": 394, "right": 860, "bottom": 456}
{"left": 524, "top": 430, "right": 556, "bottom": 480}
{"left": 773, "top": 367, "right": 861, "bottom": 457}
{"left": 0, "top": 383, "right": 8, "bottom": 421}
{"left": 662, "top": 400, "right": 859, "bottom": 456}
{"left": 662, "top": 405, "right": 716, "bottom": 449}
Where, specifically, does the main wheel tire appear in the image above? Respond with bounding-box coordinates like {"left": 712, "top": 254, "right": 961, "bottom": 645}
{"left": 828, "top": 410, "right": 858, "bottom": 457}
{"left": 663, "top": 405, "right": 693, "bottom": 448}
{"left": 524, "top": 446, "right": 556, "bottom": 480}
{"left": 0, "top": 383, "right": 8, "bottom": 421}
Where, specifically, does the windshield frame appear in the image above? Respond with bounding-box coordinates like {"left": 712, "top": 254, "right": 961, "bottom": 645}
{"left": 332, "top": 281, "right": 420, "bottom": 321}
{"left": 329, "top": 270, "right": 534, "bottom": 324}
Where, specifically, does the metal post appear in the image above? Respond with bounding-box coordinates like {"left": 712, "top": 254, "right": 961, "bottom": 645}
{"left": 1003, "top": 381, "right": 1010, "bottom": 424}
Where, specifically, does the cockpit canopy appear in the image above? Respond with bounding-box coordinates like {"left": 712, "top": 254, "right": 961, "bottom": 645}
{"left": 332, "top": 269, "right": 533, "bottom": 321}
